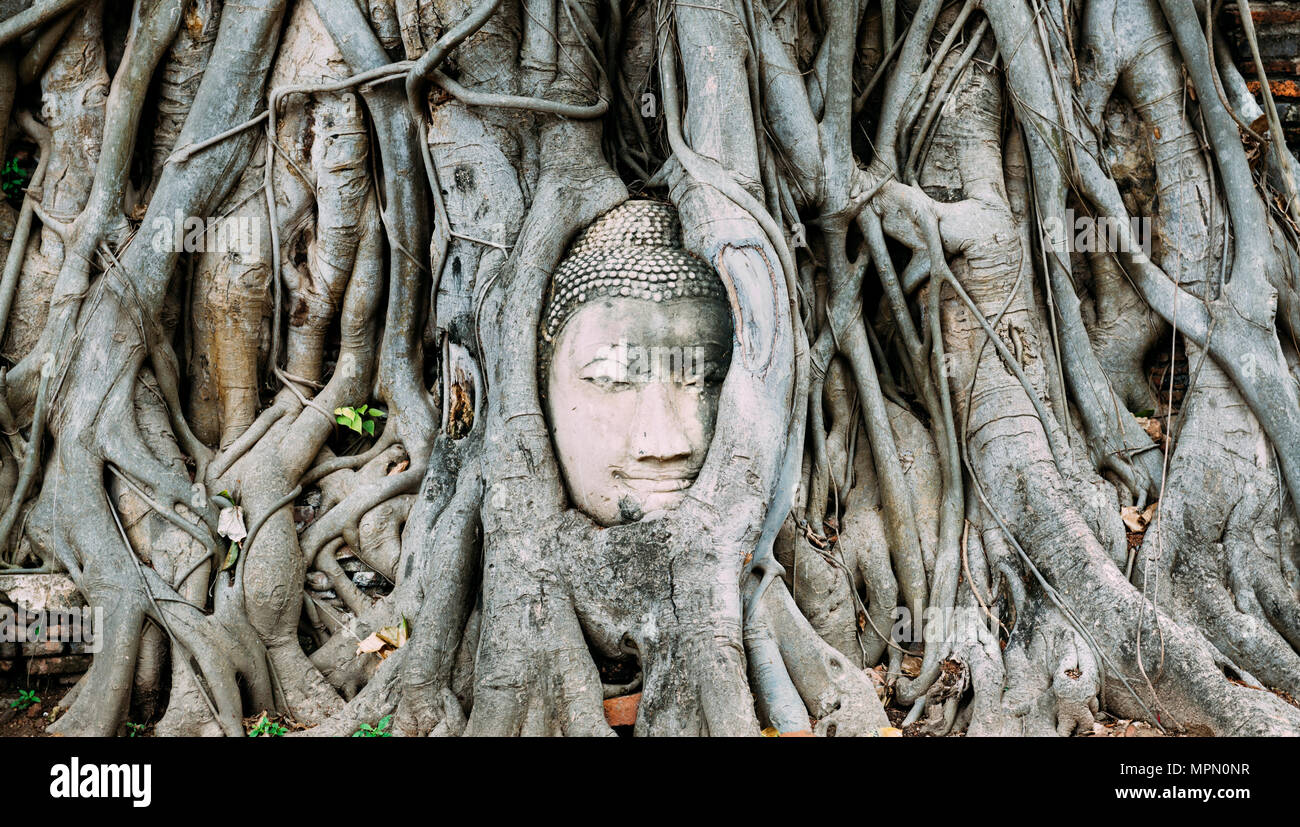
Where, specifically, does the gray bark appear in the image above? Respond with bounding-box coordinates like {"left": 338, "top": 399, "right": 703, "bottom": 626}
{"left": 1, "top": 0, "right": 1298, "bottom": 737}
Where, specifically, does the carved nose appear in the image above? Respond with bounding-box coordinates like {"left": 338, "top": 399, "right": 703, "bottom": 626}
{"left": 633, "top": 382, "right": 694, "bottom": 462}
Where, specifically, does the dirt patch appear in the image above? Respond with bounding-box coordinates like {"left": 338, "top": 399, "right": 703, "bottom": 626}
{"left": 1, "top": 683, "right": 71, "bottom": 737}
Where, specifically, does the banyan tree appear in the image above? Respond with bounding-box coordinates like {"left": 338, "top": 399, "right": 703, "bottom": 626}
{"left": 1, "top": 0, "right": 1299, "bottom": 737}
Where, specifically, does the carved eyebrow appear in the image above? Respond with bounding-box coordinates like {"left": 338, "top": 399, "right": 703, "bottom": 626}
{"left": 579, "top": 353, "right": 625, "bottom": 371}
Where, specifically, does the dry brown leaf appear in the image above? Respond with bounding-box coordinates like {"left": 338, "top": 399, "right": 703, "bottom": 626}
{"left": 1121, "top": 506, "right": 1145, "bottom": 532}
{"left": 1121, "top": 503, "right": 1159, "bottom": 533}
{"left": 1137, "top": 416, "right": 1162, "bottom": 443}
{"left": 375, "top": 619, "right": 409, "bottom": 649}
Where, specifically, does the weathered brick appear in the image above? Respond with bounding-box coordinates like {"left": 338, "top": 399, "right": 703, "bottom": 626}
{"left": 27, "top": 656, "right": 92, "bottom": 676}
{"left": 1225, "top": 1, "right": 1300, "bottom": 150}
{"left": 0, "top": 575, "right": 83, "bottom": 612}
{"left": 603, "top": 692, "right": 641, "bottom": 727}
{"left": 20, "top": 640, "right": 66, "bottom": 657}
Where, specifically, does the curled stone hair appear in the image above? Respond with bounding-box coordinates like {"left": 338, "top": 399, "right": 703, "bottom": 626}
{"left": 538, "top": 200, "right": 730, "bottom": 372}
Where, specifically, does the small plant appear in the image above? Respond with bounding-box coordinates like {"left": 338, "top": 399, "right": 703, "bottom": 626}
{"left": 247, "top": 713, "right": 288, "bottom": 737}
{"left": 126, "top": 722, "right": 145, "bottom": 737}
{"left": 352, "top": 715, "right": 392, "bottom": 737}
{"left": 334, "top": 404, "right": 386, "bottom": 437}
{"left": 10, "top": 689, "right": 40, "bottom": 710}
{"left": 0, "top": 156, "right": 32, "bottom": 200}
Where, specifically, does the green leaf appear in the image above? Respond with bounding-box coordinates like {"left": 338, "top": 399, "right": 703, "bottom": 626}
{"left": 334, "top": 406, "right": 363, "bottom": 433}
{"left": 1, "top": 157, "right": 31, "bottom": 198}
{"left": 220, "top": 541, "right": 240, "bottom": 572}
{"left": 363, "top": 419, "right": 375, "bottom": 436}
{"left": 370, "top": 408, "right": 387, "bottom": 418}
{"left": 247, "top": 713, "right": 286, "bottom": 737}
{"left": 351, "top": 714, "right": 393, "bottom": 737}
{"left": 1134, "top": 409, "right": 1155, "bottom": 418}
{"left": 11, "top": 689, "right": 40, "bottom": 710}
{"left": 356, "top": 405, "right": 368, "bottom": 415}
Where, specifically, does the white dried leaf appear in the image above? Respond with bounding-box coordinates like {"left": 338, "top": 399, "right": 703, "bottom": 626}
{"left": 218, "top": 506, "right": 248, "bottom": 543}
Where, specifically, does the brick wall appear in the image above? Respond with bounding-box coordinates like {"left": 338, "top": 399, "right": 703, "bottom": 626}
{"left": 0, "top": 576, "right": 93, "bottom": 687}
{"left": 1224, "top": 1, "right": 1300, "bottom": 152}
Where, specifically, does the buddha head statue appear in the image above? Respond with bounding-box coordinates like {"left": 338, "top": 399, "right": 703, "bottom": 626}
{"left": 540, "top": 200, "right": 734, "bottom": 526}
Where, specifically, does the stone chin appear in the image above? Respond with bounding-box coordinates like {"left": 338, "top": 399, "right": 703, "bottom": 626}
{"left": 610, "top": 486, "right": 691, "bottom": 526}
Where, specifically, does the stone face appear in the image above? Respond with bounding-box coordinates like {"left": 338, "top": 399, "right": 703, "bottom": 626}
{"left": 0, "top": 575, "right": 84, "bottom": 612}
{"left": 544, "top": 296, "right": 733, "bottom": 526}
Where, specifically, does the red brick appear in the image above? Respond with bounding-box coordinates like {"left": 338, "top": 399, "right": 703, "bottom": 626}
{"left": 603, "top": 692, "right": 641, "bottom": 727}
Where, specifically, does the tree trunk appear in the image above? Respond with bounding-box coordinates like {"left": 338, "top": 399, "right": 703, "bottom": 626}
{"left": 1, "top": 0, "right": 1298, "bottom": 737}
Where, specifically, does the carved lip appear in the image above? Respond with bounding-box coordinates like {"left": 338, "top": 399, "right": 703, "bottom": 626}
{"left": 616, "top": 471, "right": 697, "bottom": 492}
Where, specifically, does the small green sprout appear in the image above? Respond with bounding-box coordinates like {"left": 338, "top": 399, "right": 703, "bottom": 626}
{"left": 247, "top": 713, "right": 288, "bottom": 737}
{"left": 334, "top": 404, "right": 387, "bottom": 437}
{"left": 1, "top": 157, "right": 32, "bottom": 199}
{"left": 10, "top": 689, "right": 40, "bottom": 710}
{"left": 352, "top": 715, "right": 393, "bottom": 737}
